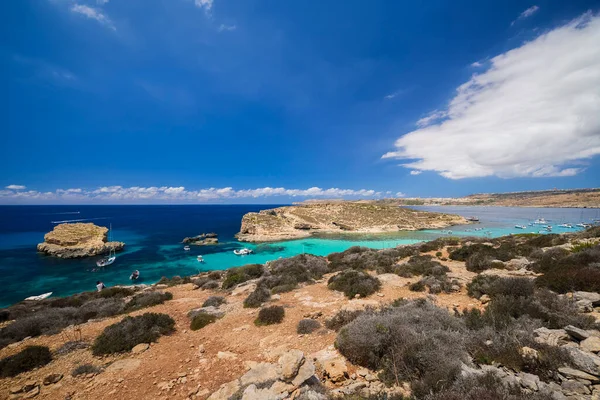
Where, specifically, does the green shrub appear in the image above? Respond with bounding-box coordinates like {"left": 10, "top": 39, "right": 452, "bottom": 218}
{"left": 190, "top": 312, "right": 217, "bottom": 331}
{"left": 95, "top": 287, "right": 135, "bottom": 299}
{"left": 0, "top": 346, "right": 52, "bottom": 378}
{"left": 271, "top": 284, "right": 298, "bottom": 294}
{"left": 336, "top": 301, "right": 467, "bottom": 395}
{"left": 222, "top": 264, "right": 265, "bottom": 289}
{"left": 56, "top": 340, "right": 88, "bottom": 355}
{"left": 409, "top": 280, "right": 426, "bottom": 292}
{"left": 410, "top": 275, "right": 460, "bottom": 294}
{"left": 466, "top": 275, "right": 499, "bottom": 299}
{"left": 255, "top": 306, "right": 285, "bottom": 326}
{"left": 208, "top": 271, "right": 223, "bottom": 280}
{"left": 124, "top": 291, "right": 172, "bottom": 312}
{"left": 297, "top": 319, "right": 321, "bottom": 334}
{"left": 269, "top": 254, "right": 328, "bottom": 282}
{"left": 328, "top": 270, "right": 381, "bottom": 299}
{"left": 465, "top": 253, "right": 503, "bottom": 272}
{"left": 92, "top": 313, "right": 175, "bottom": 355}
{"left": 395, "top": 255, "right": 449, "bottom": 277}
{"left": 325, "top": 309, "right": 364, "bottom": 331}
{"left": 327, "top": 246, "right": 417, "bottom": 273}
{"left": 572, "top": 241, "right": 596, "bottom": 252}
{"left": 243, "top": 286, "right": 271, "bottom": 308}
{"left": 72, "top": 363, "right": 101, "bottom": 377}
{"left": 419, "top": 237, "right": 460, "bottom": 253}
{"left": 202, "top": 296, "right": 226, "bottom": 308}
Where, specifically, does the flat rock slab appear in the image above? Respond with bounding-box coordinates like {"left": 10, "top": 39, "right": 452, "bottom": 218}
{"left": 580, "top": 337, "right": 600, "bottom": 353}
{"left": 105, "top": 358, "right": 141, "bottom": 373}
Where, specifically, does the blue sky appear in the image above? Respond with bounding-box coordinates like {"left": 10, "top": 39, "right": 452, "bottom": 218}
{"left": 2, "top": 0, "right": 600, "bottom": 204}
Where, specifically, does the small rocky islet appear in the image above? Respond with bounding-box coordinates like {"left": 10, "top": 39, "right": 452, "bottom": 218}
{"left": 36, "top": 223, "right": 124, "bottom": 259}
{"left": 182, "top": 233, "right": 219, "bottom": 246}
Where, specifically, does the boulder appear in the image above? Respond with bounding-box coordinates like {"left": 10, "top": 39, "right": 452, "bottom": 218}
{"left": 574, "top": 292, "right": 600, "bottom": 306}
{"left": 505, "top": 257, "right": 532, "bottom": 271}
{"left": 217, "top": 351, "right": 238, "bottom": 360}
{"left": 564, "top": 347, "right": 600, "bottom": 376}
{"left": 535, "top": 327, "right": 570, "bottom": 346}
{"left": 565, "top": 325, "right": 592, "bottom": 341}
{"left": 189, "top": 306, "right": 225, "bottom": 319}
{"left": 561, "top": 380, "right": 591, "bottom": 396}
{"left": 43, "top": 374, "right": 63, "bottom": 385}
{"left": 322, "top": 358, "right": 348, "bottom": 383}
{"left": 518, "top": 372, "right": 539, "bottom": 391}
{"left": 240, "top": 363, "right": 279, "bottom": 386}
{"left": 105, "top": 358, "right": 141, "bottom": 372}
{"left": 208, "top": 379, "right": 241, "bottom": 400}
{"left": 241, "top": 384, "right": 286, "bottom": 400}
{"left": 278, "top": 350, "right": 305, "bottom": 382}
{"left": 131, "top": 343, "right": 149, "bottom": 354}
{"left": 581, "top": 337, "right": 600, "bottom": 353}
{"left": 558, "top": 367, "right": 600, "bottom": 383}
{"left": 291, "top": 358, "right": 315, "bottom": 387}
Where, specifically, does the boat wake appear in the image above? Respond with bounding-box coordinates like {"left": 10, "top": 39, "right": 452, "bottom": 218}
{"left": 51, "top": 217, "right": 110, "bottom": 224}
{"left": 41, "top": 211, "right": 80, "bottom": 215}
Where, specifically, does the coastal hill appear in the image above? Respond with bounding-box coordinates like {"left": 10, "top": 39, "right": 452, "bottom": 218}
{"left": 394, "top": 188, "right": 600, "bottom": 208}
{"left": 1, "top": 228, "right": 599, "bottom": 399}
{"left": 236, "top": 202, "right": 467, "bottom": 242}
{"left": 37, "top": 223, "right": 124, "bottom": 259}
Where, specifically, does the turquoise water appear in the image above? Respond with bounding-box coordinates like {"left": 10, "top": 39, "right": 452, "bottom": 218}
{"left": 0, "top": 205, "right": 597, "bottom": 307}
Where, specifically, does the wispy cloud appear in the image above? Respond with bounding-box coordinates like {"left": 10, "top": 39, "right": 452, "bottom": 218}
{"left": 194, "top": 0, "right": 213, "bottom": 12}
{"left": 384, "top": 88, "right": 409, "bottom": 100}
{"left": 409, "top": 171, "right": 422, "bottom": 176}
{"left": 383, "top": 13, "right": 600, "bottom": 179}
{"left": 471, "top": 61, "right": 483, "bottom": 67}
{"left": 218, "top": 24, "right": 237, "bottom": 32}
{"left": 512, "top": 5, "right": 540, "bottom": 25}
{"left": 0, "top": 185, "right": 384, "bottom": 204}
{"left": 5, "top": 185, "right": 26, "bottom": 190}
{"left": 70, "top": 4, "right": 116, "bottom": 31}
{"left": 12, "top": 55, "right": 78, "bottom": 87}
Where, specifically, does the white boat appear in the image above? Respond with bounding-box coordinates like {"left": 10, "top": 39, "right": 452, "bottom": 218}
{"left": 533, "top": 218, "right": 547, "bottom": 225}
{"left": 545, "top": 226, "right": 552, "bottom": 231}
{"left": 184, "top": 245, "right": 191, "bottom": 251}
{"left": 466, "top": 216, "right": 479, "bottom": 222}
{"left": 96, "top": 224, "right": 116, "bottom": 267}
{"left": 515, "top": 225, "right": 526, "bottom": 229}
{"left": 197, "top": 255, "right": 205, "bottom": 263}
{"left": 233, "top": 248, "right": 253, "bottom": 256}
{"left": 130, "top": 270, "right": 140, "bottom": 280}
{"left": 25, "top": 292, "right": 52, "bottom": 301}
{"left": 558, "top": 223, "right": 573, "bottom": 228}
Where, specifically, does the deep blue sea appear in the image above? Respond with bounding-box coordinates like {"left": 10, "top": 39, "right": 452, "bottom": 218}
{"left": 0, "top": 205, "right": 598, "bottom": 307}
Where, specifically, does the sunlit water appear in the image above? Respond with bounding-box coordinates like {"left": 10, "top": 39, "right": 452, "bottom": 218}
{"left": 0, "top": 205, "right": 597, "bottom": 307}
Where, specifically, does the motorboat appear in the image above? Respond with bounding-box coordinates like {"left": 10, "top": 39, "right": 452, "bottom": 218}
{"left": 197, "top": 255, "right": 205, "bottom": 263}
{"left": 233, "top": 248, "right": 253, "bottom": 256}
{"left": 558, "top": 223, "right": 573, "bottom": 228}
{"left": 130, "top": 270, "right": 140, "bottom": 280}
{"left": 576, "top": 223, "right": 591, "bottom": 228}
{"left": 466, "top": 216, "right": 479, "bottom": 222}
{"left": 184, "top": 245, "right": 191, "bottom": 251}
{"left": 515, "top": 225, "right": 526, "bottom": 229}
{"left": 545, "top": 226, "right": 552, "bottom": 231}
{"left": 24, "top": 292, "right": 52, "bottom": 301}
{"left": 97, "top": 224, "right": 117, "bottom": 267}
{"left": 533, "top": 218, "right": 547, "bottom": 225}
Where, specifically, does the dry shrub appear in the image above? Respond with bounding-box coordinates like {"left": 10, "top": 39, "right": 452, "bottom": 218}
{"left": 297, "top": 319, "right": 321, "bottom": 334}
{"left": 328, "top": 270, "right": 381, "bottom": 298}
{"left": 202, "top": 296, "right": 226, "bottom": 308}
{"left": 0, "top": 346, "right": 52, "bottom": 378}
{"left": 255, "top": 306, "right": 285, "bottom": 326}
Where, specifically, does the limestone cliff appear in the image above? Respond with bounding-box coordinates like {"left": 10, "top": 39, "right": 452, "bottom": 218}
{"left": 37, "top": 223, "right": 125, "bottom": 258}
{"left": 237, "top": 202, "right": 467, "bottom": 242}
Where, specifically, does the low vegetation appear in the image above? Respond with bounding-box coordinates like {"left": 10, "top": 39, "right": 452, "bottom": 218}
{"left": 71, "top": 363, "right": 101, "bottom": 377}
{"left": 222, "top": 264, "right": 265, "bottom": 289}
{"left": 202, "top": 296, "right": 226, "bottom": 308}
{"left": 190, "top": 312, "right": 217, "bottom": 331}
{"left": 255, "top": 305, "right": 285, "bottom": 326}
{"left": 297, "top": 319, "right": 321, "bottom": 334}
{"left": 328, "top": 270, "right": 381, "bottom": 298}
{"left": 92, "top": 312, "right": 175, "bottom": 355}
{"left": 243, "top": 285, "right": 271, "bottom": 308}
{"left": 327, "top": 246, "right": 418, "bottom": 274}
{"left": 324, "top": 309, "right": 365, "bottom": 331}
{"left": 157, "top": 275, "right": 192, "bottom": 287}
{"left": 0, "top": 346, "right": 52, "bottom": 378}
{"left": 0, "top": 288, "right": 173, "bottom": 349}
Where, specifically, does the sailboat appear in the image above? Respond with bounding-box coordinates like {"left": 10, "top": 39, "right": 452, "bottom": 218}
{"left": 96, "top": 224, "right": 116, "bottom": 267}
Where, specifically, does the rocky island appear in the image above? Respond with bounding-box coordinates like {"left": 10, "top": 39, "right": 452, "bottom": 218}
{"left": 36, "top": 223, "right": 125, "bottom": 258}
{"left": 237, "top": 201, "right": 467, "bottom": 242}
{"left": 182, "top": 233, "right": 219, "bottom": 246}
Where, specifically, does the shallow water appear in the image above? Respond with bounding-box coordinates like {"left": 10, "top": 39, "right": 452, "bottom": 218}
{"left": 0, "top": 205, "right": 597, "bottom": 307}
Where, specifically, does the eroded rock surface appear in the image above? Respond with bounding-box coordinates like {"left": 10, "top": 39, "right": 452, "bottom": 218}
{"left": 36, "top": 223, "right": 124, "bottom": 258}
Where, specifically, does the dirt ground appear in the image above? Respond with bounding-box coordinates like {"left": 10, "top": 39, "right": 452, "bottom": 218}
{"left": 0, "top": 255, "right": 482, "bottom": 400}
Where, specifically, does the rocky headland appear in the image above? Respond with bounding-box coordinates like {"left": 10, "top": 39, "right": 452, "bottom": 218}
{"left": 36, "top": 223, "right": 125, "bottom": 259}
{"left": 237, "top": 202, "right": 467, "bottom": 242}
{"left": 183, "top": 233, "right": 219, "bottom": 246}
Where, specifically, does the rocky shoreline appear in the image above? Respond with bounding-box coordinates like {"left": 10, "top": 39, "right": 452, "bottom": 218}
{"left": 182, "top": 233, "right": 219, "bottom": 246}
{"left": 36, "top": 223, "right": 124, "bottom": 259}
{"left": 236, "top": 202, "right": 467, "bottom": 242}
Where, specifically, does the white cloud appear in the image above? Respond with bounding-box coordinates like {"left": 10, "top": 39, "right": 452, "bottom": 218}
{"left": 194, "top": 0, "right": 213, "bottom": 12}
{"left": 383, "top": 13, "right": 600, "bottom": 179}
{"left": 409, "top": 171, "right": 422, "bottom": 176}
{"left": 70, "top": 4, "right": 116, "bottom": 31}
{"left": 512, "top": 5, "right": 540, "bottom": 25}
{"left": 218, "top": 24, "right": 236, "bottom": 32}
{"left": 471, "top": 61, "right": 483, "bottom": 67}
{"left": 0, "top": 185, "right": 383, "bottom": 204}
{"left": 5, "top": 185, "right": 26, "bottom": 190}
{"left": 396, "top": 192, "right": 406, "bottom": 197}
{"left": 97, "top": 0, "right": 109, "bottom": 4}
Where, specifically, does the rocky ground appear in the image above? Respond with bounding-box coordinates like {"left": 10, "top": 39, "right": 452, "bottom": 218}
{"left": 3, "top": 230, "right": 600, "bottom": 400}
{"left": 237, "top": 202, "right": 467, "bottom": 242}
{"left": 36, "top": 223, "right": 124, "bottom": 259}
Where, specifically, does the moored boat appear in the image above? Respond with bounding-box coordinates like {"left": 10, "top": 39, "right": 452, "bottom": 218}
{"left": 197, "top": 255, "right": 205, "bottom": 262}
{"left": 96, "top": 224, "right": 117, "bottom": 267}
{"left": 515, "top": 225, "right": 526, "bottom": 229}
{"left": 24, "top": 292, "right": 52, "bottom": 301}
{"left": 233, "top": 248, "right": 253, "bottom": 255}
{"left": 184, "top": 245, "right": 191, "bottom": 251}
